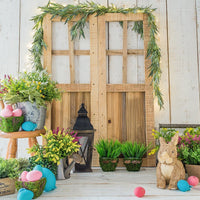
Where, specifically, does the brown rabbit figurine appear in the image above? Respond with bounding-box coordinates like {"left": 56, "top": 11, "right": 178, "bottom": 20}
{"left": 156, "top": 133, "right": 185, "bottom": 189}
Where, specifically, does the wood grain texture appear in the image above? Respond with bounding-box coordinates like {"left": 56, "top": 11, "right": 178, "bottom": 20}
{"left": 123, "top": 21, "right": 128, "bottom": 83}
{"left": 167, "top": 0, "right": 200, "bottom": 124}
{"left": 43, "top": 14, "right": 52, "bottom": 74}
{"left": 126, "top": 92, "right": 145, "bottom": 144}
{"left": 107, "top": 93, "right": 123, "bottom": 141}
{"left": 6, "top": 139, "right": 17, "bottom": 159}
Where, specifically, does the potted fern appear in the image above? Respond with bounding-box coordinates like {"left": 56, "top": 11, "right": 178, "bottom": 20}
{"left": 121, "top": 141, "right": 151, "bottom": 171}
{"left": 95, "top": 139, "right": 121, "bottom": 172}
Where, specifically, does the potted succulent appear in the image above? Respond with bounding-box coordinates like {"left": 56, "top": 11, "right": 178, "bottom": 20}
{"left": 28, "top": 127, "right": 81, "bottom": 178}
{"left": 0, "top": 158, "right": 30, "bottom": 196}
{"left": 0, "top": 70, "right": 61, "bottom": 129}
{"left": 177, "top": 128, "right": 200, "bottom": 179}
{"left": 121, "top": 141, "right": 152, "bottom": 171}
{"left": 95, "top": 139, "right": 121, "bottom": 172}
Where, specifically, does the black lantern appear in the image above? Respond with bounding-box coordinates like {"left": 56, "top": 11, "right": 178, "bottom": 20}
{"left": 73, "top": 103, "right": 95, "bottom": 172}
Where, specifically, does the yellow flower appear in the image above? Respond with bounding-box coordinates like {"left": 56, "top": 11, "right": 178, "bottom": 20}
{"left": 40, "top": 90, "right": 42, "bottom": 93}
{"left": 38, "top": 82, "right": 41, "bottom": 84}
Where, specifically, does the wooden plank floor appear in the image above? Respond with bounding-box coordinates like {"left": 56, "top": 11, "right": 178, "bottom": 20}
{"left": 1, "top": 168, "right": 200, "bottom": 200}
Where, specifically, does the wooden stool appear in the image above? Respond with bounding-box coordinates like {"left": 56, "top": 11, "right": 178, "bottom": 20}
{"left": 0, "top": 129, "right": 46, "bottom": 159}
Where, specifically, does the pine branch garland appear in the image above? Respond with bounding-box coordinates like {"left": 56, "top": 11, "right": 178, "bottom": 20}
{"left": 30, "top": 1, "right": 163, "bottom": 108}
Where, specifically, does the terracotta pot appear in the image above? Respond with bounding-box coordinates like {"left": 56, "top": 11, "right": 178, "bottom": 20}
{"left": 185, "top": 164, "right": 200, "bottom": 179}
{"left": 0, "top": 177, "right": 15, "bottom": 196}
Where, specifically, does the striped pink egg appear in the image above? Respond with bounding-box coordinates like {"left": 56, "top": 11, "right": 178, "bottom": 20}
{"left": 26, "top": 170, "right": 42, "bottom": 182}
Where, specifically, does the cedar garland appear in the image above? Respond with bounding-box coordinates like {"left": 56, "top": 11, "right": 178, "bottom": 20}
{"left": 30, "top": 1, "right": 163, "bottom": 108}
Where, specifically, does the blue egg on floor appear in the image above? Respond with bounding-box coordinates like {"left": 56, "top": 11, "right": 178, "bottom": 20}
{"left": 17, "top": 188, "right": 34, "bottom": 200}
{"left": 42, "top": 167, "right": 56, "bottom": 192}
{"left": 177, "top": 180, "right": 192, "bottom": 192}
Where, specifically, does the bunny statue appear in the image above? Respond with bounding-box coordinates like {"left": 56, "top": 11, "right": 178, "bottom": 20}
{"left": 156, "top": 133, "right": 185, "bottom": 189}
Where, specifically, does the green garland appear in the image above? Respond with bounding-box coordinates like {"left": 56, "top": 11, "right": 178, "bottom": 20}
{"left": 30, "top": 1, "right": 163, "bottom": 108}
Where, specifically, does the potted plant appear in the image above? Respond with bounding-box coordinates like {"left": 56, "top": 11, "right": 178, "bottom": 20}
{"left": 121, "top": 141, "right": 152, "bottom": 171}
{"left": 0, "top": 158, "right": 30, "bottom": 196}
{"left": 177, "top": 128, "right": 200, "bottom": 179}
{"left": 95, "top": 139, "right": 121, "bottom": 172}
{"left": 28, "top": 127, "right": 81, "bottom": 178}
{"left": 0, "top": 70, "right": 61, "bottom": 129}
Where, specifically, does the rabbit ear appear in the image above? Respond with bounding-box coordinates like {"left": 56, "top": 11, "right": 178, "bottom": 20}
{"left": 159, "top": 137, "right": 166, "bottom": 146}
{"left": 169, "top": 133, "right": 179, "bottom": 146}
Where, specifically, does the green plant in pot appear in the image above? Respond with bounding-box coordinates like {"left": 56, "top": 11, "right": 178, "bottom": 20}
{"left": 0, "top": 70, "right": 61, "bottom": 129}
{"left": 95, "top": 139, "right": 121, "bottom": 172}
{"left": 121, "top": 141, "right": 151, "bottom": 171}
{"left": 177, "top": 128, "right": 200, "bottom": 179}
{"left": 0, "top": 158, "right": 30, "bottom": 196}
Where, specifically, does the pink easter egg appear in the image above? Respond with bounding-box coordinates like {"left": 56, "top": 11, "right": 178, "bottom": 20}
{"left": 12, "top": 109, "right": 22, "bottom": 117}
{"left": 0, "top": 108, "right": 13, "bottom": 118}
{"left": 26, "top": 170, "right": 42, "bottom": 182}
{"left": 5, "top": 105, "right": 13, "bottom": 112}
{"left": 188, "top": 176, "right": 199, "bottom": 186}
{"left": 20, "top": 171, "right": 28, "bottom": 182}
{"left": 134, "top": 187, "right": 145, "bottom": 198}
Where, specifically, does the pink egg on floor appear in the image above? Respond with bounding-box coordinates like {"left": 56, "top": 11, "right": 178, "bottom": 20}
{"left": 188, "top": 176, "right": 199, "bottom": 186}
{"left": 26, "top": 170, "right": 42, "bottom": 182}
{"left": 0, "top": 108, "right": 13, "bottom": 118}
{"left": 20, "top": 171, "right": 28, "bottom": 182}
{"left": 5, "top": 105, "right": 13, "bottom": 112}
{"left": 12, "top": 109, "right": 22, "bottom": 117}
{"left": 134, "top": 187, "right": 145, "bottom": 198}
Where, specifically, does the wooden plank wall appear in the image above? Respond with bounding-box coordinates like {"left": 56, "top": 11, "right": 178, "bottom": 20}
{"left": 0, "top": 0, "right": 200, "bottom": 159}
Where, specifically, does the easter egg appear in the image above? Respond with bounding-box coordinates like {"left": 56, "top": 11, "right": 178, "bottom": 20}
{"left": 134, "top": 187, "right": 145, "bottom": 197}
{"left": 0, "top": 108, "right": 12, "bottom": 118}
{"left": 188, "top": 176, "right": 199, "bottom": 186}
{"left": 5, "top": 105, "right": 13, "bottom": 112}
{"left": 17, "top": 188, "right": 34, "bottom": 200}
{"left": 177, "top": 180, "right": 191, "bottom": 192}
{"left": 22, "top": 121, "right": 37, "bottom": 131}
{"left": 42, "top": 168, "right": 56, "bottom": 192}
{"left": 20, "top": 171, "right": 28, "bottom": 182}
{"left": 12, "top": 109, "right": 22, "bottom": 117}
{"left": 26, "top": 170, "right": 42, "bottom": 182}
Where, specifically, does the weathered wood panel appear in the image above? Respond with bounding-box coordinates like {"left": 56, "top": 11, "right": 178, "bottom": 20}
{"left": 0, "top": 0, "right": 20, "bottom": 158}
{"left": 126, "top": 92, "right": 145, "bottom": 144}
{"left": 167, "top": 0, "right": 200, "bottom": 123}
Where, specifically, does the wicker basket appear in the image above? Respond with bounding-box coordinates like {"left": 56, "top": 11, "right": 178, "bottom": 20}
{"left": 15, "top": 177, "right": 46, "bottom": 199}
{"left": 0, "top": 177, "right": 16, "bottom": 196}
{"left": 99, "top": 157, "right": 119, "bottom": 172}
{"left": 0, "top": 116, "right": 24, "bottom": 132}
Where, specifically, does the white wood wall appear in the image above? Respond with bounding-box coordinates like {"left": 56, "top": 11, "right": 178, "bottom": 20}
{"left": 0, "top": 0, "right": 200, "bottom": 158}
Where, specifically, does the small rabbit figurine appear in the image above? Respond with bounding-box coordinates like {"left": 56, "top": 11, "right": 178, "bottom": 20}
{"left": 156, "top": 133, "right": 185, "bottom": 189}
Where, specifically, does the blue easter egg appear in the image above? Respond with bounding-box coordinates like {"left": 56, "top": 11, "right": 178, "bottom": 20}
{"left": 22, "top": 121, "right": 37, "bottom": 131}
{"left": 42, "top": 168, "right": 56, "bottom": 192}
{"left": 33, "top": 165, "right": 44, "bottom": 176}
{"left": 177, "top": 180, "right": 192, "bottom": 192}
{"left": 17, "top": 189, "right": 34, "bottom": 200}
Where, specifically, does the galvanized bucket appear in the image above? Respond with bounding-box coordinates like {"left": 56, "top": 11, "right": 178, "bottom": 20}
{"left": 16, "top": 102, "right": 46, "bottom": 130}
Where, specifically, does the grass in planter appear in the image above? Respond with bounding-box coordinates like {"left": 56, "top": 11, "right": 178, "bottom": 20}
{"left": 95, "top": 139, "right": 121, "bottom": 158}
{"left": 121, "top": 141, "right": 152, "bottom": 159}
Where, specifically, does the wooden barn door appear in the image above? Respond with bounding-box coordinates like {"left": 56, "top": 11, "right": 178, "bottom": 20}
{"left": 97, "top": 14, "right": 155, "bottom": 166}
{"left": 43, "top": 13, "right": 155, "bottom": 167}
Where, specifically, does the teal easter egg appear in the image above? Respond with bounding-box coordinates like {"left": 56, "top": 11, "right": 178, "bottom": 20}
{"left": 42, "top": 168, "right": 56, "bottom": 192}
{"left": 17, "top": 188, "right": 34, "bottom": 200}
{"left": 22, "top": 121, "right": 37, "bottom": 131}
{"left": 177, "top": 180, "right": 192, "bottom": 192}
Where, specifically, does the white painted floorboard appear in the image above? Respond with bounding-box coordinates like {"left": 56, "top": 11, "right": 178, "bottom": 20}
{"left": 1, "top": 168, "right": 200, "bottom": 200}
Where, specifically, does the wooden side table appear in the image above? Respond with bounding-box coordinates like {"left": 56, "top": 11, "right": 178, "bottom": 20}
{"left": 0, "top": 129, "right": 46, "bottom": 159}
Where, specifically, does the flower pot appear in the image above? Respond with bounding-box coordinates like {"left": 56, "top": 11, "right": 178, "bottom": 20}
{"left": 123, "top": 158, "right": 142, "bottom": 171}
{"left": 185, "top": 164, "right": 200, "bottom": 179}
{"left": 0, "top": 116, "right": 24, "bottom": 132}
{"left": 99, "top": 157, "right": 119, "bottom": 172}
{"left": 17, "top": 102, "right": 46, "bottom": 130}
{"left": 0, "top": 177, "right": 16, "bottom": 196}
{"left": 15, "top": 177, "right": 46, "bottom": 199}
